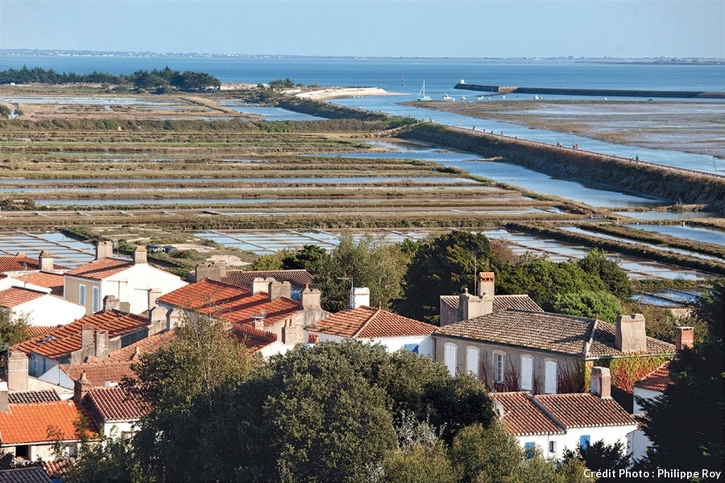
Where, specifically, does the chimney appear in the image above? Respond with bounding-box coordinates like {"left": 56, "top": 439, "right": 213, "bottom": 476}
{"left": 308, "top": 333, "right": 319, "bottom": 344}
{"left": 81, "top": 324, "right": 94, "bottom": 350}
{"left": 148, "top": 288, "right": 162, "bottom": 310}
{"left": 95, "top": 240, "right": 113, "bottom": 260}
{"left": 103, "top": 295, "right": 120, "bottom": 312}
{"left": 95, "top": 330, "right": 109, "bottom": 360}
{"left": 252, "top": 277, "right": 275, "bottom": 295}
{"left": 7, "top": 350, "right": 29, "bottom": 392}
{"left": 301, "top": 284, "right": 321, "bottom": 309}
{"left": 282, "top": 319, "right": 304, "bottom": 345}
{"left": 252, "top": 314, "right": 265, "bottom": 331}
{"left": 269, "top": 281, "right": 292, "bottom": 301}
{"left": 194, "top": 262, "right": 226, "bottom": 282}
{"left": 73, "top": 371, "right": 91, "bottom": 404}
{"left": 590, "top": 366, "right": 612, "bottom": 399}
{"left": 0, "top": 382, "right": 8, "bottom": 413}
{"left": 615, "top": 314, "right": 647, "bottom": 353}
{"left": 458, "top": 288, "right": 491, "bottom": 321}
{"left": 477, "top": 272, "right": 495, "bottom": 299}
{"left": 149, "top": 305, "right": 167, "bottom": 330}
{"left": 675, "top": 327, "right": 694, "bottom": 350}
{"left": 349, "top": 287, "right": 370, "bottom": 309}
{"left": 38, "top": 250, "right": 54, "bottom": 273}
{"left": 133, "top": 246, "right": 147, "bottom": 265}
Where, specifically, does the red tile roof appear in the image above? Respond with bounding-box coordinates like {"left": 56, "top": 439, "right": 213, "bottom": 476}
{"left": 62, "top": 362, "right": 135, "bottom": 387}
{"left": 0, "top": 287, "right": 46, "bottom": 308}
{"left": 634, "top": 362, "right": 671, "bottom": 392}
{"left": 24, "top": 272, "right": 64, "bottom": 296}
{"left": 310, "top": 306, "right": 435, "bottom": 339}
{"left": 0, "top": 400, "right": 94, "bottom": 445}
{"left": 14, "top": 310, "right": 149, "bottom": 359}
{"left": 23, "top": 326, "right": 57, "bottom": 341}
{"left": 86, "top": 386, "right": 150, "bottom": 422}
{"left": 64, "top": 258, "right": 133, "bottom": 280}
{"left": 232, "top": 324, "right": 278, "bottom": 352}
{"left": 104, "top": 330, "right": 176, "bottom": 362}
{"left": 435, "top": 309, "right": 674, "bottom": 359}
{"left": 0, "top": 256, "right": 45, "bottom": 273}
{"left": 490, "top": 392, "right": 564, "bottom": 436}
{"left": 159, "top": 279, "right": 301, "bottom": 329}
{"left": 533, "top": 393, "right": 635, "bottom": 428}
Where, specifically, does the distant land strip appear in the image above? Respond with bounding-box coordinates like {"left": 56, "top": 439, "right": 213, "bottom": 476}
{"left": 453, "top": 83, "right": 725, "bottom": 99}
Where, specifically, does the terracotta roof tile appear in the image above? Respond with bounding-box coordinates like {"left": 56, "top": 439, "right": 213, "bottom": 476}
{"left": 23, "top": 326, "right": 57, "bottom": 341}
{"left": 220, "top": 269, "right": 313, "bottom": 289}
{"left": 104, "top": 330, "right": 176, "bottom": 362}
{"left": 0, "top": 287, "right": 46, "bottom": 308}
{"left": 435, "top": 309, "right": 674, "bottom": 359}
{"left": 0, "top": 400, "right": 95, "bottom": 445}
{"left": 8, "top": 391, "right": 60, "bottom": 404}
{"left": 311, "top": 306, "right": 435, "bottom": 339}
{"left": 634, "top": 362, "right": 671, "bottom": 392}
{"left": 533, "top": 393, "right": 635, "bottom": 428}
{"left": 86, "top": 386, "right": 150, "bottom": 422}
{"left": 232, "top": 324, "right": 278, "bottom": 352}
{"left": 0, "top": 466, "right": 53, "bottom": 483}
{"left": 23, "top": 272, "right": 64, "bottom": 296}
{"left": 159, "top": 279, "right": 302, "bottom": 328}
{"left": 14, "top": 310, "right": 149, "bottom": 360}
{"left": 490, "top": 392, "right": 564, "bottom": 436}
{"left": 42, "top": 460, "right": 70, "bottom": 479}
{"left": 0, "top": 256, "right": 44, "bottom": 273}
{"left": 440, "top": 294, "right": 544, "bottom": 314}
{"left": 64, "top": 258, "right": 132, "bottom": 280}
{"left": 62, "top": 362, "right": 136, "bottom": 387}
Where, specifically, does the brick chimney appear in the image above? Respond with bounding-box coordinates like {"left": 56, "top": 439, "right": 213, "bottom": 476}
{"left": 615, "top": 314, "right": 647, "bottom": 353}
{"left": 74, "top": 371, "right": 91, "bottom": 404}
{"left": 349, "top": 287, "right": 370, "bottom": 309}
{"left": 133, "top": 246, "right": 147, "bottom": 265}
{"left": 301, "top": 284, "right": 321, "bottom": 309}
{"left": 103, "top": 295, "right": 120, "bottom": 312}
{"left": 95, "top": 240, "right": 113, "bottom": 260}
{"left": 95, "top": 330, "right": 109, "bottom": 360}
{"left": 0, "top": 382, "right": 8, "bottom": 413}
{"left": 477, "top": 272, "right": 495, "bottom": 298}
{"left": 590, "top": 366, "right": 612, "bottom": 399}
{"left": 269, "top": 281, "right": 292, "bottom": 301}
{"left": 195, "top": 262, "right": 226, "bottom": 282}
{"left": 7, "top": 350, "right": 29, "bottom": 392}
{"left": 38, "top": 250, "right": 54, "bottom": 273}
{"left": 676, "top": 326, "right": 694, "bottom": 350}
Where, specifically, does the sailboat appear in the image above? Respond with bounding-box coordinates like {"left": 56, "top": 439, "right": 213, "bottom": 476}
{"left": 417, "top": 81, "right": 432, "bottom": 101}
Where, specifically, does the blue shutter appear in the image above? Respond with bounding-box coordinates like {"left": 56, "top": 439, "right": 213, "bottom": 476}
{"left": 580, "top": 435, "right": 590, "bottom": 449}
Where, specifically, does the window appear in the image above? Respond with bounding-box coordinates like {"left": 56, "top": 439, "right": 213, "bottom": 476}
{"left": 544, "top": 359, "right": 557, "bottom": 394}
{"left": 521, "top": 355, "right": 534, "bottom": 391}
{"left": 493, "top": 351, "right": 505, "bottom": 384}
{"left": 524, "top": 442, "right": 536, "bottom": 459}
{"left": 79, "top": 284, "right": 86, "bottom": 306}
{"left": 549, "top": 441, "right": 556, "bottom": 454}
{"left": 580, "top": 435, "right": 590, "bottom": 450}
{"left": 15, "top": 445, "right": 30, "bottom": 460}
{"left": 444, "top": 343, "right": 458, "bottom": 377}
{"left": 466, "top": 346, "right": 479, "bottom": 378}
{"left": 92, "top": 286, "right": 100, "bottom": 313}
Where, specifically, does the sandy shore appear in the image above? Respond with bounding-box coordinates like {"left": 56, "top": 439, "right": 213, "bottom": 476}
{"left": 295, "top": 87, "right": 400, "bottom": 101}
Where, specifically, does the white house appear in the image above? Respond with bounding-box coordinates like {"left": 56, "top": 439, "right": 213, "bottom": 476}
{"left": 0, "top": 285, "right": 86, "bottom": 327}
{"left": 64, "top": 242, "right": 187, "bottom": 315}
{"left": 490, "top": 367, "right": 637, "bottom": 460}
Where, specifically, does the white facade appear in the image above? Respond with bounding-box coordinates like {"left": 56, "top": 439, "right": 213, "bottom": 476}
{"left": 514, "top": 424, "right": 636, "bottom": 461}
{"left": 311, "top": 332, "right": 434, "bottom": 357}
{"left": 630, "top": 386, "right": 662, "bottom": 461}
{"left": 9, "top": 294, "right": 86, "bottom": 326}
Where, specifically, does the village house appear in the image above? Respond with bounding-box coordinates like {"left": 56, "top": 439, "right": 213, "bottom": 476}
{"left": 74, "top": 376, "right": 150, "bottom": 439}
{"left": 307, "top": 288, "right": 436, "bottom": 356}
{"left": 0, "top": 285, "right": 85, "bottom": 327}
{"left": 13, "top": 296, "right": 167, "bottom": 379}
{"left": 434, "top": 309, "right": 674, "bottom": 396}
{"left": 157, "top": 277, "right": 330, "bottom": 356}
{"left": 63, "top": 241, "right": 187, "bottom": 315}
{"left": 490, "top": 367, "right": 637, "bottom": 460}
{"left": 439, "top": 272, "right": 543, "bottom": 326}
{"left": 193, "top": 262, "right": 314, "bottom": 300}
{"left": 0, "top": 381, "right": 97, "bottom": 463}
{"left": 0, "top": 251, "right": 67, "bottom": 296}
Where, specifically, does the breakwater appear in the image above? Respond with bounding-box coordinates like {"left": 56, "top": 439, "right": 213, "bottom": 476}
{"left": 453, "top": 83, "right": 725, "bottom": 99}
{"left": 398, "top": 123, "right": 725, "bottom": 213}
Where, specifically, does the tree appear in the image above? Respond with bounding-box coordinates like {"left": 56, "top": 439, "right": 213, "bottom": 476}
{"left": 448, "top": 423, "right": 523, "bottom": 483}
{"left": 577, "top": 248, "right": 632, "bottom": 300}
{"left": 397, "top": 231, "right": 496, "bottom": 323}
{"left": 0, "top": 308, "right": 29, "bottom": 347}
{"left": 552, "top": 290, "right": 622, "bottom": 322}
{"left": 562, "top": 439, "right": 631, "bottom": 473}
{"left": 636, "top": 278, "right": 724, "bottom": 473}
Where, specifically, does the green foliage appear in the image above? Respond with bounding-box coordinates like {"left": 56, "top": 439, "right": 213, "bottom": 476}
{"left": 552, "top": 290, "right": 622, "bottom": 322}
{"left": 448, "top": 422, "right": 525, "bottom": 483}
{"left": 577, "top": 248, "right": 632, "bottom": 299}
{"left": 0, "top": 105, "right": 11, "bottom": 119}
{"left": 60, "top": 428, "right": 141, "bottom": 483}
{"left": 0, "top": 308, "right": 29, "bottom": 347}
{"left": 379, "top": 440, "right": 457, "bottom": 483}
{"left": 269, "top": 78, "right": 296, "bottom": 89}
{"left": 636, "top": 279, "right": 724, "bottom": 473}
{"left": 397, "top": 230, "right": 495, "bottom": 323}
{"left": 562, "top": 439, "right": 631, "bottom": 472}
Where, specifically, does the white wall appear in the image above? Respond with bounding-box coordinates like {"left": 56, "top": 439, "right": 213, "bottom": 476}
{"left": 310, "top": 332, "right": 433, "bottom": 357}
{"left": 559, "top": 425, "right": 637, "bottom": 461}
{"left": 514, "top": 434, "right": 566, "bottom": 460}
{"left": 15, "top": 295, "right": 85, "bottom": 326}
{"left": 630, "top": 386, "right": 662, "bottom": 461}
{"left": 39, "top": 365, "right": 74, "bottom": 389}
{"left": 100, "top": 264, "right": 187, "bottom": 315}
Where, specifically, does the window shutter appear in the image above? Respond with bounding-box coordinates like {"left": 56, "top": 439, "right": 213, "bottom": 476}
{"left": 545, "top": 360, "right": 557, "bottom": 394}
{"left": 444, "top": 343, "right": 457, "bottom": 377}
{"left": 521, "top": 355, "right": 534, "bottom": 391}
{"left": 466, "top": 347, "right": 479, "bottom": 377}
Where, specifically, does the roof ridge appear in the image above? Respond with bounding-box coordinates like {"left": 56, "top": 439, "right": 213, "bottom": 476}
{"left": 584, "top": 317, "right": 597, "bottom": 358}
{"left": 530, "top": 394, "right": 567, "bottom": 430}
{"left": 350, "top": 306, "right": 378, "bottom": 338}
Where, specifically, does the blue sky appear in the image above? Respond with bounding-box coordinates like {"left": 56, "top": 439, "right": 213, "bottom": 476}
{"left": 1, "top": 0, "right": 723, "bottom": 58}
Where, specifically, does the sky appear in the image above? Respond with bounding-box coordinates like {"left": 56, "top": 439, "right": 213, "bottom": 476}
{"left": 0, "top": 0, "right": 723, "bottom": 59}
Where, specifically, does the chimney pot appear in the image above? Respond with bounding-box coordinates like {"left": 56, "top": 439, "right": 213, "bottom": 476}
{"left": 675, "top": 327, "right": 694, "bottom": 350}
{"left": 590, "top": 366, "right": 612, "bottom": 399}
